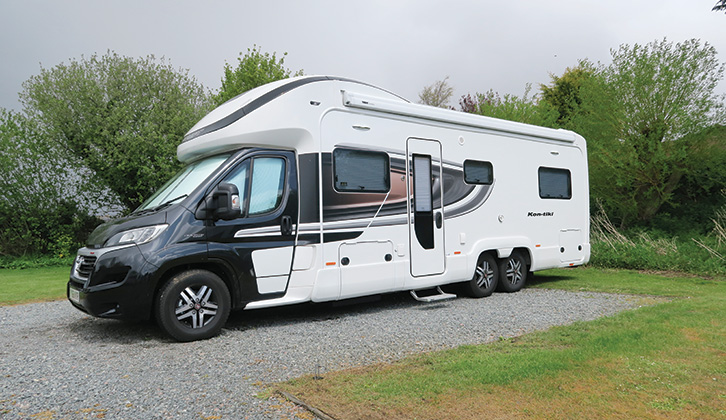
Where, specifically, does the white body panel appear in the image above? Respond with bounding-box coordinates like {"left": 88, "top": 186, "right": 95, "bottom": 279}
{"left": 180, "top": 76, "right": 590, "bottom": 309}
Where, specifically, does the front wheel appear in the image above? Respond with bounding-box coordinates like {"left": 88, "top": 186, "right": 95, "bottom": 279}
{"left": 462, "top": 254, "right": 498, "bottom": 298}
{"left": 497, "top": 252, "right": 528, "bottom": 293}
{"left": 156, "top": 270, "right": 231, "bottom": 342}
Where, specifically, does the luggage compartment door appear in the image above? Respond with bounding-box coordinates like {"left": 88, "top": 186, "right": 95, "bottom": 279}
{"left": 559, "top": 228, "right": 585, "bottom": 263}
{"left": 339, "top": 241, "right": 396, "bottom": 298}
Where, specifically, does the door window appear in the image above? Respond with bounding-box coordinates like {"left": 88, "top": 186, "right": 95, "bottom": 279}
{"left": 413, "top": 155, "right": 433, "bottom": 212}
{"left": 225, "top": 160, "right": 250, "bottom": 215}
{"left": 412, "top": 154, "right": 434, "bottom": 250}
{"left": 222, "top": 157, "right": 286, "bottom": 217}
{"left": 249, "top": 158, "right": 286, "bottom": 215}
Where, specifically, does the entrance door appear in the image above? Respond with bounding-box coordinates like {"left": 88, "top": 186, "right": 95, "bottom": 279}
{"left": 407, "top": 138, "right": 445, "bottom": 277}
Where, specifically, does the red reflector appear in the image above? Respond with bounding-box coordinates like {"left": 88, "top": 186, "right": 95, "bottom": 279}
{"left": 326, "top": 262, "right": 336, "bottom": 266}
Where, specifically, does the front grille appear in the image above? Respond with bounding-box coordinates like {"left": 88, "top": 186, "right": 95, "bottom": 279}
{"left": 76, "top": 255, "right": 97, "bottom": 279}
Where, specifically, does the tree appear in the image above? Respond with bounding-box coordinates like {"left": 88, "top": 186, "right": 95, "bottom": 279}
{"left": 0, "top": 109, "right": 100, "bottom": 257}
{"left": 460, "top": 84, "right": 559, "bottom": 128}
{"left": 607, "top": 38, "right": 724, "bottom": 144}
{"left": 213, "top": 45, "right": 303, "bottom": 106}
{"left": 418, "top": 77, "right": 454, "bottom": 108}
{"left": 663, "top": 125, "right": 726, "bottom": 230}
{"left": 20, "top": 52, "right": 212, "bottom": 211}
{"left": 539, "top": 63, "right": 629, "bottom": 222}
{"left": 714, "top": 0, "right": 726, "bottom": 13}
{"left": 542, "top": 39, "right": 726, "bottom": 226}
{"left": 601, "top": 38, "right": 726, "bottom": 223}
{"left": 540, "top": 60, "right": 601, "bottom": 126}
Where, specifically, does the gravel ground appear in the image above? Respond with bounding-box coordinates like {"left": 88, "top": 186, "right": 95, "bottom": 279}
{"left": 0, "top": 288, "right": 642, "bottom": 419}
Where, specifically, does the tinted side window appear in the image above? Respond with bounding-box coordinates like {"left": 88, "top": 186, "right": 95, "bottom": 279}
{"left": 333, "top": 148, "right": 390, "bottom": 193}
{"left": 222, "top": 157, "right": 286, "bottom": 216}
{"left": 539, "top": 167, "right": 572, "bottom": 199}
{"left": 223, "top": 160, "right": 250, "bottom": 215}
{"left": 464, "top": 160, "right": 493, "bottom": 185}
{"left": 249, "top": 157, "right": 286, "bottom": 215}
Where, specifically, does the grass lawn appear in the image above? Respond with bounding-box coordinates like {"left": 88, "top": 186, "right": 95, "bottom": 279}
{"left": 0, "top": 266, "right": 70, "bottom": 305}
{"left": 279, "top": 267, "right": 726, "bottom": 419}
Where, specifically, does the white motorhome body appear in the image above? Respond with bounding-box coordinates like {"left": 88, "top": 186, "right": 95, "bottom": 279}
{"left": 180, "top": 76, "right": 590, "bottom": 309}
{"left": 68, "top": 75, "right": 590, "bottom": 341}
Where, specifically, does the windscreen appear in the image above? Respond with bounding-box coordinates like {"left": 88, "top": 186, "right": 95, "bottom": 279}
{"left": 135, "top": 154, "right": 231, "bottom": 212}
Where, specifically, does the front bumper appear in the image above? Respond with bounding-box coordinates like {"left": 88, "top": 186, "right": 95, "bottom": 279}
{"left": 67, "top": 245, "right": 157, "bottom": 321}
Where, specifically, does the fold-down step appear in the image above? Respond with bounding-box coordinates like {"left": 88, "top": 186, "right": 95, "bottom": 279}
{"left": 410, "top": 287, "right": 457, "bottom": 303}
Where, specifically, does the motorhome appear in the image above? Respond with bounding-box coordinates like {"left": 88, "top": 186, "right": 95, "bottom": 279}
{"left": 68, "top": 76, "right": 590, "bottom": 341}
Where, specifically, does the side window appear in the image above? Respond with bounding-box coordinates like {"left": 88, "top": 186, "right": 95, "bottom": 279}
{"left": 223, "top": 160, "right": 250, "bottom": 214}
{"left": 221, "top": 157, "right": 286, "bottom": 217}
{"left": 249, "top": 157, "right": 286, "bottom": 215}
{"left": 538, "top": 167, "right": 572, "bottom": 199}
{"left": 333, "top": 148, "right": 390, "bottom": 193}
{"left": 463, "top": 160, "right": 493, "bottom": 185}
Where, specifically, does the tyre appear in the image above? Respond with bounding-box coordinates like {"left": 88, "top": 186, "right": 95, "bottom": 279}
{"left": 156, "top": 270, "right": 231, "bottom": 342}
{"left": 497, "top": 251, "right": 527, "bottom": 293}
{"left": 462, "top": 253, "right": 498, "bottom": 298}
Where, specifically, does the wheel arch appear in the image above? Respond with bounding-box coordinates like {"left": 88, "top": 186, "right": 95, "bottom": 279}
{"left": 151, "top": 259, "right": 242, "bottom": 318}
{"left": 474, "top": 247, "right": 532, "bottom": 275}
{"left": 476, "top": 249, "right": 499, "bottom": 266}
{"left": 512, "top": 246, "right": 533, "bottom": 270}
{"left": 470, "top": 238, "right": 533, "bottom": 274}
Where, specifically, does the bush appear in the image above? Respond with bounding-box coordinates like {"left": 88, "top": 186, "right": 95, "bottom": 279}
{"left": 0, "top": 254, "right": 75, "bottom": 270}
{"left": 589, "top": 202, "right": 726, "bottom": 276}
{"left": 0, "top": 200, "right": 102, "bottom": 259}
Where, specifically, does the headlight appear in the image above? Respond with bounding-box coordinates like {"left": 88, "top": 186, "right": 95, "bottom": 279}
{"left": 105, "top": 224, "right": 168, "bottom": 247}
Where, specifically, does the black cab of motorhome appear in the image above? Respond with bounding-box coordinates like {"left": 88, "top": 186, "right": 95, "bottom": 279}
{"left": 67, "top": 148, "right": 299, "bottom": 341}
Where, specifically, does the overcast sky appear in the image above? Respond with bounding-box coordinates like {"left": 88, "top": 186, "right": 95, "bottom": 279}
{"left": 1, "top": 0, "right": 725, "bottom": 112}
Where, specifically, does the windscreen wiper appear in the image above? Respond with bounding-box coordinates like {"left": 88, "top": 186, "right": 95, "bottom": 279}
{"left": 134, "top": 194, "right": 189, "bottom": 215}
{"left": 152, "top": 194, "right": 188, "bottom": 211}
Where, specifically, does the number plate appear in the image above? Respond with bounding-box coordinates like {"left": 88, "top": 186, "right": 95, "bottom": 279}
{"left": 69, "top": 288, "right": 80, "bottom": 304}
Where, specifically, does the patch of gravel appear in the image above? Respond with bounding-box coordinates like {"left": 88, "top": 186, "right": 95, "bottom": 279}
{"left": 0, "top": 288, "right": 643, "bottom": 419}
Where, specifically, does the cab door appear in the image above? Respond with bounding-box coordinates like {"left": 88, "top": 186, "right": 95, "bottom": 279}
{"left": 205, "top": 150, "right": 298, "bottom": 301}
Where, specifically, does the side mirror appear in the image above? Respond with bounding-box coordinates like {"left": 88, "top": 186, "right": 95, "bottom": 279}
{"left": 196, "top": 183, "right": 241, "bottom": 221}
{"left": 213, "top": 182, "right": 242, "bottom": 220}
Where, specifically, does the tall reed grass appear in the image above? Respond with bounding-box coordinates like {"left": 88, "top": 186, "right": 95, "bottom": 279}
{"left": 589, "top": 201, "right": 726, "bottom": 276}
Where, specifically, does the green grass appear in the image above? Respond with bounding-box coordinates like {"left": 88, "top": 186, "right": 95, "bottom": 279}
{"left": 3, "top": 264, "right": 725, "bottom": 418}
{"left": 280, "top": 267, "right": 726, "bottom": 420}
{"left": 531, "top": 266, "right": 721, "bottom": 297}
{"left": 0, "top": 266, "right": 70, "bottom": 305}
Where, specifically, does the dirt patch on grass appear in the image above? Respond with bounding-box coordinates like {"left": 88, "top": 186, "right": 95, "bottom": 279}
{"left": 282, "top": 361, "right": 726, "bottom": 420}
{"left": 639, "top": 269, "right": 724, "bottom": 281}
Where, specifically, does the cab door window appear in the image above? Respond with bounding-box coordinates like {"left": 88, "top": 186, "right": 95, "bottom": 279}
{"left": 249, "top": 157, "right": 286, "bottom": 215}
{"left": 222, "top": 157, "right": 286, "bottom": 217}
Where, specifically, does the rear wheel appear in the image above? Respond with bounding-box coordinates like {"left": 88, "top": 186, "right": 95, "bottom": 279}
{"left": 497, "top": 251, "right": 527, "bottom": 293}
{"left": 462, "top": 254, "right": 498, "bottom": 298}
{"left": 156, "top": 270, "right": 231, "bottom": 342}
